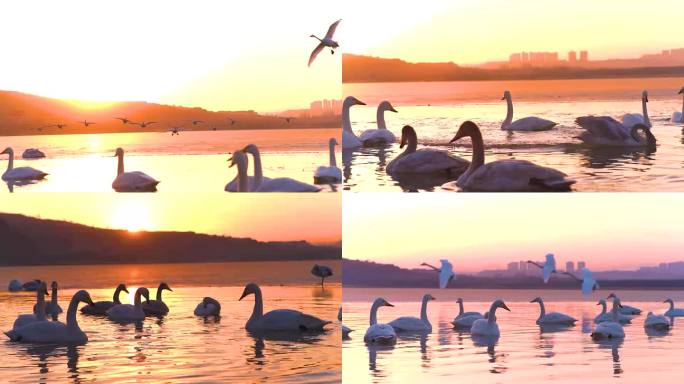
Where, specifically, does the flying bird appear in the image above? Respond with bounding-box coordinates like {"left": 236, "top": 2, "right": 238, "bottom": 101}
{"left": 563, "top": 268, "right": 600, "bottom": 295}
{"left": 137, "top": 121, "right": 157, "bottom": 128}
{"left": 79, "top": 120, "right": 96, "bottom": 127}
{"left": 189, "top": 120, "right": 204, "bottom": 125}
{"left": 115, "top": 117, "right": 132, "bottom": 124}
{"left": 169, "top": 126, "right": 183, "bottom": 136}
{"left": 309, "top": 19, "right": 341, "bottom": 67}
{"left": 421, "top": 260, "right": 456, "bottom": 289}
{"left": 527, "top": 253, "right": 557, "bottom": 283}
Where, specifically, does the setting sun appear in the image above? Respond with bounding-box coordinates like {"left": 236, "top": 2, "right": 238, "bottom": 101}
{"left": 109, "top": 199, "right": 154, "bottom": 233}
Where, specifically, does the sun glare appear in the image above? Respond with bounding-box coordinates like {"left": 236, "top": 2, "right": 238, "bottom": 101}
{"left": 109, "top": 200, "right": 154, "bottom": 233}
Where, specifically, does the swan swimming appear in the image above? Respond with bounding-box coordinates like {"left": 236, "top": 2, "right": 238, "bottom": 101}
{"left": 364, "top": 298, "right": 397, "bottom": 345}
{"left": 470, "top": 299, "right": 510, "bottom": 337}
{"left": 446, "top": 121, "right": 575, "bottom": 192}
{"left": 386, "top": 125, "right": 469, "bottom": 177}
{"left": 11, "top": 281, "right": 48, "bottom": 331}
{"left": 501, "top": 90, "right": 556, "bottom": 131}
{"left": 22, "top": 148, "right": 46, "bottom": 159}
{"left": 308, "top": 19, "right": 341, "bottom": 67}
{"left": 530, "top": 297, "right": 577, "bottom": 326}
{"left": 342, "top": 324, "right": 353, "bottom": 338}
{"left": 313, "top": 138, "right": 342, "bottom": 184}
{"left": 112, "top": 148, "right": 159, "bottom": 192}
{"left": 663, "top": 298, "right": 684, "bottom": 317}
{"left": 142, "top": 282, "right": 172, "bottom": 316}
{"left": 672, "top": 87, "right": 684, "bottom": 123}
{"left": 1, "top": 147, "right": 48, "bottom": 181}
{"left": 527, "top": 253, "right": 557, "bottom": 283}
{"left": 594, "top": 299, "right": 632, "bottom": 324}
{"left": 616, "top": 300, "right": 641, "bottom": 316}
{"left": 8, "top": 279, "right": 22, "bottom": 292}
{"left": 194, "top": 297, "right": 221, "bottom": 317}
{"left": 342, "top": 96, "right": 365, "bottom": 149}
{"left": 5, "top": 290, "right": 94, "bottom": 344}
{"left": 42, "top": 281, "right": 63, "bottom": 318}
{"left": 575, "top": 117, "right": 656, "bottom": 148}
{"left": 421, "top": 259, "right": 456, "bottom": 289}
{"left": 106, "top": 287, "right": 150, "bottom": 322}
{"left": 358, "top": 101, "right": 398, "bottom": 146}
{"left": 562, "top": 267, "right": 600, "bottom": 295}
{"left": 451, "top": 298, "right": 485, "bottom": 328}
{"left": 591, "top": 294, "right": 625, "bottom": 339}
{"left": 388, "top": 294, "right": 435, "bottom": 332}
{"left": 239, "top": 283, "right": 330, "bottom": 332}
{"left": 225, "top": 144, "right": 272, "bottom": 192}
{"left": 311, "top": 264, "right": 333, "bottom": 287}
{"left": 81, "top": 283, "right": 129, "bottom": 315}
{"left": 229, "top": 149, "right": 320, "bottom": 192}
{"left": 644, "top": 312, "right": 671, "bottom": 331}
{"left": 621, "top": 90, "right": 651, "bottom": 128}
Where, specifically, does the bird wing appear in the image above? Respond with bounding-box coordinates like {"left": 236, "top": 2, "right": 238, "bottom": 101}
{"left": 325, "top": 19, "right": 342, "bottom": 39}
{"left": 576, "top": 116, "right": 629, "bottom": 140}
{"left": 309, "top": 43, "right": 325, "bottom": 67}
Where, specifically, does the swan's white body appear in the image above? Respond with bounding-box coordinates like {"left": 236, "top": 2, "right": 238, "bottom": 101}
{"left": 531, "top": 297, "right": 577, "bottom": 326}
{"left": 421, "top": 259, "right": 456, "bottom": 289}
{"left": 364, "top": 298, "right": 397, "bottom": 345}
{"left": 22, "top": 148, "right": 46, "bottom": 159}
{"left": 308, "top": 20, "right": 341, "bottom": 67}
{"left": 529, "top": 254, "right": 557, "bottom": 283}
{"left": 106, "top": 287, "right": 149, "bottom": 322}
{"left": 240, "top": 283, "right": 330, "bottom": 332}
{"left": 595, "top": 300, "right": 632, "bottom": 324}
{"left": 501, "top": 91, "right": 556, "bottom": 131}
{"left": 81, "top": 283, "right": 128, "bottom": 315}
{"left": 112, "top": 148, "right": 159, "bottom": 192}
{"left": 1, "top": 148, "right": 48, "bottom": 181}
{"left": 452, "top": 299, "right": 484, "bottom": 328}
{"left": 388, "top": 294, "right": 434, "bottom": 332}
{"left": 358, "top": 101, "right": 398, "bottom": 146}
{"left": 671, "top": 87, "right": 684, "bottom": 123}
{"left": 142, "top": 283, "right": 172, "bottom": 316}
{"left": 12, "top": 282, "right": 48, "bottom": 331}
{"left": 575, "top": 116, "right": 656, "bottom": 147}
{"left": 619, "top": 304, "right": 641, "bottom": 315}
{"left": 591, "top": 296, "right": 625, "bottom": 339}
{"left": 644, "top": 312, "right": 670, "bottom": 331}
{"left": 314, "top": 138, "right": 342, "bottom": 184}
{"left": 471, "top": 300, "right": 510, "bottom": 337}
{"left": 225, "top": 144, "right": 272, "bottom": 192}
{"left": 663, "top": 299, "right": 684, "bottom": 317}
{"left": 229, "top": 149, "right": 320, "bottom": 192}
{"left": 386, "top": 126, "right": 468, "bottom": 176}
{"left": 621, "top": 91, "right": 651, "bottom": 128}
{"left": 580, "top": 268, "right": 600, "bottom": 295}
{"left": 194, "top": 297, "right": 221, "bottom": 316}
{"left": 342, "top": 96, "right": 364, "bottom": 149}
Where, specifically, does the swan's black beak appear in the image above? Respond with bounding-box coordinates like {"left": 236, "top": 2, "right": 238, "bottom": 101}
{"left": 123, "top": 287, "right": 129, "bottom": 294}
{"left": 679, "top": 89, "right": 684, "bottom": 95}
{"left": 385, "top": 302, "right": 394, "bottom": 307}
{"left": 501, "top": 303, "right": 511, "bottom": 311}
{"left": 239, "top": 291, "right": 248, "bottom": 301}
{"left": 356, "top": 100, "right": 367, "bottom": 106}
{"left": 390, "top": 106, "right": 398, "bottom": 113}
{"left": 501, "top": 96, "right": 506, "bottom": 100}
{"left": 449, "top": 133, "right": 464, "bottom": 144}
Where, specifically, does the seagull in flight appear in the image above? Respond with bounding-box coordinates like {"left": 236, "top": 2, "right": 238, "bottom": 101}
{"left": 309, "top": 19, "right": 341, "bottom": 67}
{"left": 137, "top": 121, "right": 157, "bottom": 128}
{"left": 115, "top": 117, "right": 132, "bottom": 124}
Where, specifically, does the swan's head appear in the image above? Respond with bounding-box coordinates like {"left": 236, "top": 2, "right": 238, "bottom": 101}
{"left": 116, "top": 283, "right": 129, "bottom": 294}
{"left": 545, "top": 253, "right": 555, "bottom": 263}
{"left": 642, "top": 90, "right": 649, "bottom": 102}
{"left": 158, "top": 282, "right": 172, "bottom": 292}
{"left": 40, "top": 281, "right": 49, "bottom": 296}
{"left": 114, "top": 147, "right": 124, "bottom": 157}
{"left": 631, "top": 123, "right": 656, "bottom": 146}
{"left": 581, "top": 268, "right": 592, "bottom": 278}
{"left": 136, "top": 287, "right": 150, "bottom": 302}
{"left": 242, "top": 144, "right": 259, "bottom": 156}
{"left": 664, "top": 298, "right": 674, "bottom": 305}
{"left": 502, "top": 90, "right": 511, "bottom": 100}
{"left": 329, "top": 138, "right": 339, "bottom": 147}
{"left": 606, "top": 293, "right": 618, "bottom": 300}
{"left": 378, "top": 100, "right": 398, "bottom": 113}
{"left": 399, "top": 125, "right": 417, "bottom": 148}
{"left": 493, "top": 299, "right": 511, "bottom": 312}
{"left": 449, "top": 121, "right": 480, "bottom": 143}
{"left": 679, "top": 87, "right": 684, "bottom": 95}
{"left": 597, "top": 299, "right": 606, "bottom": 306}
{"left": 228, "top": 150, "right": 248, "bottom": 168}
{"left": 51, "top": 281, "right": 58, "bottom": 290}
{"left": 0, "top": 147, "right": 13, "bottom": 155}
{"left": 530, "top": 297, "right": 543, "bottom": 304}
{"left": 373, "top": 297, "right": 394, "bottom": 308}
{"left": 456, "top": 297, "right": 464, "bottom": 304}
{"left": 423, "top": 294, "right": 436, "bottom": 302}
{"left": 239, "top": 282, "right": 261, "bottom": 301}
{"left": 74, "top": 290, "right": 95, "bottom": 306}
{"left": 343, "top": 96, "right": 366, "bottom": 108}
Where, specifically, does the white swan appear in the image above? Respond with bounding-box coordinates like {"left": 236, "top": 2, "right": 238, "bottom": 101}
{"left": 358, "top": 101, "right": 398, "bottom": 146}
{"left": 81, "top": 283, "right": 129, "bottom": 315}
{"left": 386, "top": 125, "right": 469, "bottom": 177}
{"left": 342, "top": 96, "right": 365, "bottom": 149}
{"left": 471, "top": 299, "right": 510, "bottom": 337}
{"left": 22, "top": 148, "right": 46, "bottom": 159}
{"left": 388, "top": 294, "right": 435, "bottom": 332}
{"left": 229, "top": 149, "right": 320, "bottom": 192}
{"left": 671, "top": 87, "right": 684, "bottom": 123}
{"left": 1, "top": 147, "right": 48, "bottom": 181}
{"left": 225, "top": 144, "right": 272, "bottom": 192}
{"left": 142, "top": 282, "right": 172, "bottom": 316}
{"left": 575, "top": 117, "right": 656, "bottom": 148}
{"left": 313, "top": 138, "right": 342, "bottom": 184}
{"left": 308, "top": 19, "right": 341, "bottom": 67}
{"left": 364, "top": 298, "right": 397, "bottom": 345}
{"left": 621, "top": 90, "right": 651, "bottom": 128}
{"left": 5, "top": 290, "right": 94, "bottom": 344}
{"left": 663, "top": 298, "right": 684, "bottom": 317}
{"left": 239, "top": 283, "right": 330, "bottom": 332}
{"left": 618, "top": 302, "right": 641, "bottom": 315}
{"left": 594, "top": 299, "right": 632, "bottom": 324}
{"left": 644, "top": 312, "right": 670, "bottom": 331}
{"left": 591, "top": 294, "right": 625, "bottom": 339}
{"left": 562, "top": 267, "right": 600, "bottom": 295}
{"left": 42, "top": 281, "right": 63, "bottom": 318}
{"left": 501, "top": 91, "right": 556, "bottom": 131}
{"left": 106, "top": 287, "right": 150, "bottom": 322}
{"left": 527, "top": 254, "right": 557, "bottom": 283}
{"left": 420, "top": 259, "right": 456, "bottom": 289}
{"left": 11, "top": 281, "right": 48, "bottom": 331}
{"left": 446, "top": 121, "right": 574, "bottom": 191}
{"left": 311, "top": 264, "right": 334, "bottom": 287}
{"left": 451, "top": 298, "right": 484, "bottom": 328}
{"left": 530, "top": 297, "right": 576, "bottom": 326}
{"left": 194, "top": 297, "right": 221, "bottom": 317}
{"left": 112, "top": 148, "right": 159, "bottom": 192}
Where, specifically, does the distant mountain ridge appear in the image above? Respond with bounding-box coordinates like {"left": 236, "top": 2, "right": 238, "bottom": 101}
{"left": 0, "top": 213, "right": 340, "bottom": 266}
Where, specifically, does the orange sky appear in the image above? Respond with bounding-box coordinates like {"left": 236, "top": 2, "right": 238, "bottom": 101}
{"left": 0, "top": 193, "right": 341, "bottom": 244}
{"left": 344, "top": 194, "right": 684, "bottom": 271}
{"left": 0, "top": 1, "right": 340, "bottom": 112}
{"left": 338, "top": 0, "right": 683, "bottom": 64}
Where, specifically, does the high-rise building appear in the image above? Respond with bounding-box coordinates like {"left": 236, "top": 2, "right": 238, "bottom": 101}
{"left": 509, "top": 53, "right": 522, "bottom": 66}
{"left": 579, "top": 50, "right": 589, "bottom": 62}
{"left": 568, "top": 51, "right": 577, "bottom": 63}
{"left": 521, "top": 52, "right": 529, "bottom": 65}
{"left": 577, "top": 261, "right": 586, "bottom": 270}
{"left": 507, "top": 262, "right": 519, "bottom": 272}
{"left": 566, "top": 261, "right": 575, "bottom": 274}
{"left": 519, "top": 260, "right": 527, "bottom": 272}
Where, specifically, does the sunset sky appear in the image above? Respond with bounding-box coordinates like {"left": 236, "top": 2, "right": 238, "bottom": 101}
{"left": 0, "top": 1, "right": 340, "bottom": 112}
{"left": 344, "top": 194, "right": 684, "bottom": 271}
{"left": 0, "top": 193, "right": 341, "bottom": 244}
{"left": 338, "top": 0, "right": 682, "bottom": 64}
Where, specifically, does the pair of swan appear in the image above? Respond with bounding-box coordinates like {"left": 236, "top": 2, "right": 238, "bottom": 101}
{"left": 313, "top": 138, "right": 342, "bottom": 184}
{"left": 663, "top": 298, "right": 684, "bottom": 317}
{"left": 595, "top": 299, "right": 633, "bottom": 324}
{"left": 451, "top": 298, "right": 485, "bottom": 328}
{"left": 81, "top": 283, "right": 129, "bottom": 315}
{"left": 591, "top": 294, "right": 625, "bottom": 339}
{"left": 343, "top": 97, "right": 399, "bottom": 149}
{"left": 672, "top": 87, "right": 684, "bottom": 123}
{"left": 530, "top": 297, "right": 577, "bottom": 326}
{"left": 446, "top": 121, "right": 575, "bottom": 191}
{"left": 527, "top": 254, "right": 557, "bottom": 283}
{"left": 622, "top": 90, "right": 651, "bottom": 128}
{"left": 106, "top": 287, "right": 150, "bottom": 322}
{"left": 1, "top": 147, "right": 48, "bottom": 181}
{"left": 420, "top": 260, "right": 455, "bottom": 289}
{"left": 11, "top": 281, "right": 49, "bottom": 331}
{"left": 311, "top": 264, "right": 333, "bottom": 287}
{"left": 228, "top": 145, "right": 320, "bottom": 192}
{"left": 112, "top": 148, "right": 159, "bottom": 192}
{"left": 5, "top": 290, "right": 95, "bottom": 344}
{"left": 364, "top": 298, "right": 397, "bottom": 344}
{"left": 142, "top": 282, "right": 172, "bottom": 316}
{"left": 22, "top": 148, "right": 46, "bottom": 159}
{"left": 387, "top": 294, "right": 435, "bottom": 332}
{"left": 386, "top": 126, "right": 469, "bottom": 177}
{"left": 501, "top": 90, "right": 557, "bottom": 131}
{"left": 308, "top": 19, "right": 341, "bottom": 67}
{"left": 470, "top": 299, "right": 510, "bottom": 337}
{"left": 39, "top": 281, "right": 63, "bottom": 318}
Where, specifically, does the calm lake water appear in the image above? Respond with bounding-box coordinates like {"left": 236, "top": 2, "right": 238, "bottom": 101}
{"left": 0, "top": 261, "right": 341, "bottom": 383}
{"left": 0, "top": 128, "right": 341, "bottom": 193}
{"left": 343, "top": 288, "right": 684, "bottom": 384}
{"left": 343, "top": 77, "right": 684, "bottom": 192}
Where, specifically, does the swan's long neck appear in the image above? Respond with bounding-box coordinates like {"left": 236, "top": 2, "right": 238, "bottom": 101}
{"left": 377, "top": 107, "right": 387, "bottom": 130}
{"left": 404, "top": 130, "right": 418, "bottom": 155}
{"left": 681, "top": 94, "right": 684, "bottom": 118}
{"left": 113, "top": 286, "right": 123, "bottom": 304}
{"left": 117, "top": 153, "right": 124, "bottom": 176}
{"left": 370, "top": 301, "right": 382, "bottom": 326}
{"left": 35, "top": 289, "right": 47, "bottom": 321}
{"left": 342, "top": 102, "right": 355, "bottom": 133}
{"left": 466, "top": 129, "right": 486, "bottom": 174}
{"left": 458, "top": 301, "right": 464, "bottom": 316}
{"left": 134, "top": 290, "right": 143, "bottom": 307}
{"left": 503, "top": 95, "right": 513, "bottom": 128}
{"left": 66, "top": 295, "right": 80, "bottom": 330}
{"left": 599, "top": 301, "right": 607, "bottom": 315}
{"left": 329, "top": 141, "right": 337, "bottom": 167}
{"left": 251, "top": 149, "right": 264, "bottom": 188}
{"left": 420, "top": 297, "right": 431, "bottom": 327}
{"left": 642, "top": 98, "right": 651, "bottom": 127}
{"left": 669, "top": 300, "right": 675, "bottom": 310}
{"left": 488, "top": 302, "right": 498, "bottom": 324}
{"left": 51, "top": 286, "right": 58, "bottom": 305}
{"left": 156, "top": 287, "right": 163, "bottom": 301}
{"left": 6, "top": 151, "right": 14, "bottom": 172}
{"left": 537, "top": 300, "right": 546, "bottom": 320}
{"left": 237, "top": 156, "right": 249, "bottom": 192}
{"left": 248, "top": 287, "right": 264, "bottom": 324}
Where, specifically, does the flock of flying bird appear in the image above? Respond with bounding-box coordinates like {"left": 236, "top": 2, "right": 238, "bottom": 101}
{"left": 342, "top": 86, "right": 684, "bottom": 192}
{"left": 5, "top": 264, "right": 335, "bottom": 344}
{"left": 343, "top": 254, "right": 684, "bottom": 344}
